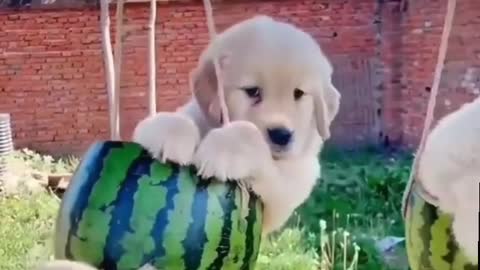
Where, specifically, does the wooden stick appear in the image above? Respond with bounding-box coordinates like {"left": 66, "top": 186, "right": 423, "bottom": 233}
{"left": 100, "top": 0, "right": 119, "bottom": 140}
{"left": 148, "top": 0, "right": 157, "bottom": 116}
{"left": 113, "top": 0, "right": 125, "bottom": 139}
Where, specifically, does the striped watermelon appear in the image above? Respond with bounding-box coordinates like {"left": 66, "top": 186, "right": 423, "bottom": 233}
{"left": 54, "top": 141, "right": 263, "bottom": 270}
{"left": 404, "top": 183, "right": 477, "bottom": 270}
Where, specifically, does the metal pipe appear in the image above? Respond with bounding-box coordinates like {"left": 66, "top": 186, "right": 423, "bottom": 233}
{"left": 0, "top": 113, "right": 14, "bottom": 177}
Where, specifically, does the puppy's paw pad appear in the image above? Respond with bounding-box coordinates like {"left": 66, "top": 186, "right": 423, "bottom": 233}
{"left": 132, "top": 113, "right": 200, "bottom": 165}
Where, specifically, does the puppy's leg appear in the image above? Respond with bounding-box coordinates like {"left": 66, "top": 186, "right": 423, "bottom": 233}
{"left": 193, "top": 121, "right": 319, "bottom": 234}
{"left": 132, "top": 112, "right": 200, "bottom": 165}
{"left": 419, "top": 97, "right": 480, "bottom": 263}
{"left": 253, "top": 158, "right": 320, "bottom": 234}
{"left": 451, "top": 174, "right": 479, "bottom": 263}
{"left": 192, "top": 121, "right": 271, "bottom": 181}
{"left": 192, "top": 121, "right": 281, "bottom": 232}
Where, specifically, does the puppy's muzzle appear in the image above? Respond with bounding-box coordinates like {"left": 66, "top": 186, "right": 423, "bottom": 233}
{"left": 267, "top": 127, "right": 293, "bottom": 147}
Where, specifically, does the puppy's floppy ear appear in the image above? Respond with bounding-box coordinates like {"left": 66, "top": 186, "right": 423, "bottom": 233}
{"left": 313, "top": 80, "right": 341, "bottom": 140}
{"left": 190, "top": 55, "right": 224, "bottom": 125}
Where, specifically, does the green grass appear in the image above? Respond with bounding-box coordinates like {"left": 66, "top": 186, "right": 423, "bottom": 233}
{"left": 263, "top": 147, "right": 413, "bottom": 270}
{"left": 300, "top": 147, "right": 412, "bottom": 237}
{"left": 0, "top": 147, "right": 413, "bottom": 270}
{"left": 0, "top": 192, "right": 58, "bottom": 270}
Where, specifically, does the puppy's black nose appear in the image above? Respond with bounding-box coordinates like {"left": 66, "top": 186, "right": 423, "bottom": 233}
{"left": 267, "top": 127, "right": 292, "bottom": 146}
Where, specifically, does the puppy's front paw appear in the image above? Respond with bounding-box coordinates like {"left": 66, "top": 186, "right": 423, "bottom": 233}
{"left": 132, "top": 112, "right": 200, "bottom": 165}
{"left": 193, "top": 121, "right": 270, "bottom": 182}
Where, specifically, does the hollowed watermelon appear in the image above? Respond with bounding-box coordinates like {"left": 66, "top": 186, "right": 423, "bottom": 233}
{"left": 54, "top": 141, "right": 263, "bottom": 270}
{"left": 404, "top": 184, "right": 477, "bottom": 270}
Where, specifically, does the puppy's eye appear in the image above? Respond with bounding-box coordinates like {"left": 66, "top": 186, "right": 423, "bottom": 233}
{"left": 294, "top": 88, "right": 305, "bottom": 100}
{"left": 243, "top": 87, "right": 261, "bottom": 99}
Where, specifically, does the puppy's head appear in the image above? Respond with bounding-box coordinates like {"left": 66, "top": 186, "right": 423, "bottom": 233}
{"left": 191, "top": 15, "right": 341, "bottom": 159}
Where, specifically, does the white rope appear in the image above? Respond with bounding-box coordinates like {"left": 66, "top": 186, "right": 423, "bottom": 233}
{"left": 402, "top": 0, "right": 457, "bottom": 217}
{"left": 202, "top": 0, "right": 251, "bottom": 218}
{"left": 202, "top": 0, "right": 230, "bottom": 124}
{"left": 113, "top": 0, "right": 125, "bottom": 140}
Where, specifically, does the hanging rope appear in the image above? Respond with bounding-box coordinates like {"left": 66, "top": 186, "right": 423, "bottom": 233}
{"left": 401, "top": 0, "right": 457, "bottom": 218}
{"left": 148, "top": 0, "right": 157, "bottom": 116}
{"left": 202, "top": 0, "right": 230, "bottom": 124}
{"left": 99, "top": 0, "right": 120, "bottom": 140}
{"left": 202, "top": 0, "right": 253, "bottom": 218}
{"left": 113, "top": 0, "right": 125, "bottom": 140}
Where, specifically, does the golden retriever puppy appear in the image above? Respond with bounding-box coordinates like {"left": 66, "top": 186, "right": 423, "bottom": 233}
{"left": 40, "top": 16, "right": 340, "bottom": 270}
{"left": 133, "top": 15, "right": 340, "bottom": 234}
{"left": 38, "top": 16, "right": 340, "bottom": 270}
{"left": 418, "top": 95, "right": 480, "bottom": 263}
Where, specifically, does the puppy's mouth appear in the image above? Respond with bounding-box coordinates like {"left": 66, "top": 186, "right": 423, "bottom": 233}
{"left": 269, "top": 144, "right": 292, "bottom": 160}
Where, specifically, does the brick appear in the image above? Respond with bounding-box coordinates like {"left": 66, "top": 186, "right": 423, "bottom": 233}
{"left": 0, "top": 0, "right": 478, "bottom": 154}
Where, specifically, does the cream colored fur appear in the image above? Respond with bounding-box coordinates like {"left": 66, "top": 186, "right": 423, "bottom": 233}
{"left": 418, "top": 95, "right": 480, "bottom": 263}
{"left": 133, "top": 15, "right": 340, "bottom": 234}
{"left": 39, "top": 16, "right": 341, "bottom": 269}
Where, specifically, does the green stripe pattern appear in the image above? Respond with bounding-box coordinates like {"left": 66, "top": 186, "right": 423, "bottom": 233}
{"left": 69, "top": 143, "right": 143, "bottom": 266}
{"left": 405, "top": 183, "right": 477, "bottom": 270}
{"left": 57, "top": 141, "right": 263, "bottom": 270}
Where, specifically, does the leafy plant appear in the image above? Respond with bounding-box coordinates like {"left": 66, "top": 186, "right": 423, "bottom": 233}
{"left": 4, "top": 148, "right": 79, "bottom": 174}
{"left": 257, "top": 219, "right": 361, "bottom": 270}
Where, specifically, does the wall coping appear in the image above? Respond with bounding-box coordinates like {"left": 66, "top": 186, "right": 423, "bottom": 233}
{"left": 0, "top": 0, "right": 186, "bottom": 11}
{"left": 0, "top": 0, "right": 257, "bottom": 11}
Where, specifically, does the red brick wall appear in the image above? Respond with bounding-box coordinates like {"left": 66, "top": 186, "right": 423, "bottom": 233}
{"left": 0, "top": 0, "right": 378, "bottom": 154}
{"left": 0, "top": 0, "right": 478, "bottom": 154}
{"left": 379, "top": 0, "right": 480, "bottom": 148}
